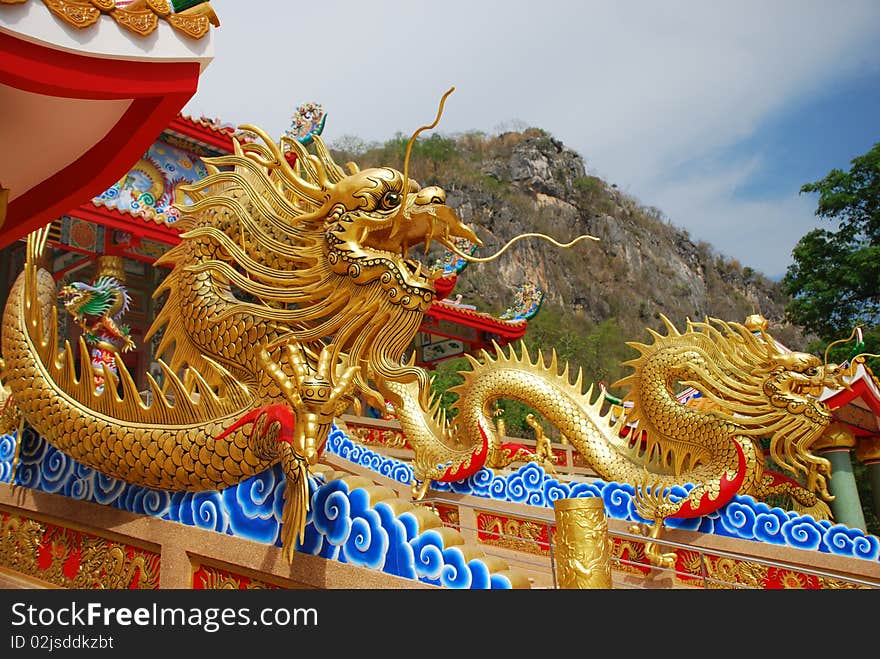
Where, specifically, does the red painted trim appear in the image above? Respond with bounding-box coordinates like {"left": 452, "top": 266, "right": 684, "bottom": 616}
{"left": 825, "top": 377, "right": 880, "bottom": 416}
{"left": 46, "top": 240, "right": 95, "bottom": 258}
{"left": 1, "top": 92, "right": 194, "bottom": 248}
{"left": 0, "top": 30, "right": 201, "bottom": 247}
{"left": 0, "top": 31, "right": 199, "bottom": 99}
{"left": 424, "top": 303, "right": 527, "bottom": 339}
{"left": 73, "top": 204, "right": 181, "bottom": 246}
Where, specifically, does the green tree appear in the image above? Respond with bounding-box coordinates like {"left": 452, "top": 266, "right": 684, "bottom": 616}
{"left": 783, "top": 142, "right": 880, "bottom": 536}
{"left": 782, "top": 142, "right": 880, "bottom": 366}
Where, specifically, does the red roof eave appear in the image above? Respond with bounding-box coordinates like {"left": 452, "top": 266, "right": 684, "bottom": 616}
{"left": 167, "top": 115, "right": 236, "bottom": 153}
{"left": 76, "top": 202, "right": 182, "bottom": 246}
{"left": 824, "top": 376, "right": 880, "bottom": 418}
{"left": 424, "top": 301, "right": 528, "bottom": 340}
{"left": 0, "top": 30, "right": 202, "bottom": 248}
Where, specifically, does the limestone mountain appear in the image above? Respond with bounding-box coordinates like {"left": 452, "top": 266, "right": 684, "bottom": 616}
{"left": 329, "top": 128, "right": 808, "bottom": 397}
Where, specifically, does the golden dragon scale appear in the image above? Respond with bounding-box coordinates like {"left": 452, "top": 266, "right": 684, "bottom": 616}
{"left": 3, "top": 259, "right": 269, "bottom": 491}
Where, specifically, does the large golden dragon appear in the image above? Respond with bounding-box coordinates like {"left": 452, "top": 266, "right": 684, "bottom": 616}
{"left": 0, "top": 92, "right": 851, "bottom": 563}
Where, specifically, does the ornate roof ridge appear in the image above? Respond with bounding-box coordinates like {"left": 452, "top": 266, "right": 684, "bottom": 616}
{"left": 15, "top": 0, "right": 219, "bottom": 40}
{"left": 89, "top": 196, "right": 177, "bottom": 228}
{"left": 175, "top": 112, "right": 236, "bottom": 135}
{"left": 432, "top": 298, "right": 527, "bottom": 327}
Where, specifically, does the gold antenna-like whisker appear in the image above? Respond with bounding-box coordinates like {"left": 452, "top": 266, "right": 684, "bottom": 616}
{"left": 824, "top": 326, "right": 861, "bottom": 366}
{"left": 849, "top": 353, "right": 879, "bottom": 366}
{"left": 402, "top": 87, "right": 455, "bottom": 199}
{"left": 446, "top": 232, "right": 599, "bottom": 264}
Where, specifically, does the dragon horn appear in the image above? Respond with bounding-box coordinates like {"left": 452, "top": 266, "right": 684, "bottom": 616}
{"left": 401, "top": 87, "right": 455, "bottom": 210}
{"left": 824, "top": 326, "right": 861, "bottom": 366}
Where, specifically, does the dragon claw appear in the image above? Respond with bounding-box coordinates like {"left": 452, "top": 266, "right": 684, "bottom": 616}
{"left": 411, "top": 479, "right": 430, "bottom": 500}
{"left": 216, "top": 403, "right": 296, "bottom": 447}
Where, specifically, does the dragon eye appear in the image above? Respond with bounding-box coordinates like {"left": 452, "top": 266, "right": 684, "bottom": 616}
{"left": 380, "top": 191, "right": 401, "bottom": 210}
{"left": 805, "top": 367, "right": 818, "bottom": 376}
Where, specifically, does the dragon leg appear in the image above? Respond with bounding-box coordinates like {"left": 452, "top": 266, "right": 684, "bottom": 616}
{"left": 241, "top": 342, "right": 358, "bottom": 560}
{"left": 755, "top": 470, "right": 834, "bottom": 521}
{"left": 216, "top": 403, "right": 311, "bottom": 563}
{"left": 630, "top": 473, "right": 678, "bottom": 570}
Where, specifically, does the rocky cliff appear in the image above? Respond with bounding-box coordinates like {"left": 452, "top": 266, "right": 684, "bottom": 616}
{"left": 331, "top": 128, "right": 808, "bottom": 390}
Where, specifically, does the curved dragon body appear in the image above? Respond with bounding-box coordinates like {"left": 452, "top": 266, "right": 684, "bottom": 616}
{"left": 3, "top": 262, "right": 272, "bottom": 491}
{"left": 0, "top": 125, "right": 481, "bottom": 559}
{"left": 389, "top": 344, "right": 750, "bottom": 514}
{"left": 393, "top": 318, "right": 846, "bottom": 521}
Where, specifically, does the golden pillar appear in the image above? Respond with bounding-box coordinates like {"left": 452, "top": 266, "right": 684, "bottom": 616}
{"left": 94, "top": 255, "right": 126, "bottom": 283}
{"left": 553, "top": 497, "right": 613, "bottom": 589}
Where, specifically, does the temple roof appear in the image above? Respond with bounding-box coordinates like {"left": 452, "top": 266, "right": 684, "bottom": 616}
{"left": 12, "top": 0, "right": 219, "bottom": 41}
{"left": 0, "top": 0, "right": 215, "bottom": 248}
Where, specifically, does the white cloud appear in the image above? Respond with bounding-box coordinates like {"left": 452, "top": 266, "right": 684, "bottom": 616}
{"left": 185, "top": 0, "right": 880, "bottom": 277}
{"left": 644, "top": 156, "right": 824, "bottom": 279}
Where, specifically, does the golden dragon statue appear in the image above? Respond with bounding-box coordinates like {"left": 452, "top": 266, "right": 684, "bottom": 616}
{"left": 0, "top": 90, "right": 591, "bottom": 562}
{"left": 0, "top": 90, "right": 852, "bottom": 565}
{"left": 394, "top": 319, "right": 848, "bottom": 519}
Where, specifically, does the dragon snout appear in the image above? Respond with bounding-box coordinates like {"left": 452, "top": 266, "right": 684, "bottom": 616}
{"left": 415, "top": 186, "right": 446, "bottom": 206}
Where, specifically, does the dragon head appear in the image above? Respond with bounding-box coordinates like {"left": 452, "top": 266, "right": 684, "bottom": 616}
{"left": 324, "top": 165, "right": 481, "bottom": 311}
{"left": 59, "top": 277, "right": 129, "bottom": 322}
{"left": 164, "top": 90, "right": 593, "bottom": 412}
{"left": 58, "top": 281, "right": 88, "bottom": 308}
{"left": 617, "top": 316, "right": 850, "bottom": 502}
{"left": 59, "top": 281, "right": 104, "bottom": 320}
{"left": 165, "top": 108, "right": 485, "bottom": 412}
{"left": 756, "top": 351, "right": 846, "bottom": 399}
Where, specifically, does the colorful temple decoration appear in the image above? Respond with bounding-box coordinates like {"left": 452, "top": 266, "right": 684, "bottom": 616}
{"left": 11, "top": 0, "right": 219, "bottom": 40}
{"left": 0, "top": 507, "right": 161, "bottom": 589}
{"left": 284, "top": 101, "right": 328, "bottom": 147}
{"left": 322, "top": 425, "right": 880, "bottom": 563}
{"left": 2, "top": 423, "right": 877, "bottom": 588}
{"left": 431, "top": 236, "right": 479, "bottom": 278}
{"left": 417, "top": 300, "right": 529, "bottom": 365}
{"left": 93, "top": 140, "right": 211, "bottom": 226}
{"left": 499, "top": 281, "right": 544, "bottom": 321}
{"left": 0, "top": 428, "right": 521, "bottom": 589}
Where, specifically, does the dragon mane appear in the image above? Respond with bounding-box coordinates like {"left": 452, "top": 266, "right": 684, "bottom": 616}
{"left": 61, "top": 276, "right": 131, "bottom": 320}
{"left": 615, "top": 315, "right": 834, "bottom": 491}
{"left": 147, "top": 126, "right": 432, "bottom": 407}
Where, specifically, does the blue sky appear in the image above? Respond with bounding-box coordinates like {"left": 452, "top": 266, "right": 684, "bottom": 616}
{"left": 183, "top": 1, "right": 880, "bottom": 281}
{"left": 733, "top": 69, "right": 880, "bottom": 198}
